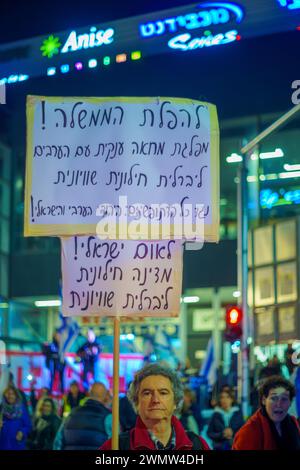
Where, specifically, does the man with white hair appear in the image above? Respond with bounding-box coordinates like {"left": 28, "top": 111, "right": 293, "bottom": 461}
{"left": 100, "top": 363, "right": 210, "bottom": 450}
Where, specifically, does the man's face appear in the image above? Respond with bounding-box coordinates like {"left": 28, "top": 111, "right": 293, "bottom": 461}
{"left": 262, "top": 386, "right": 291, "bottom": 423}
{"left": 137, "top": 375, "right": 176, "bottom": 424}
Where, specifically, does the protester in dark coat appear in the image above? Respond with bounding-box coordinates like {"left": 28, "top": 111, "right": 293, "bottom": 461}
{"left": 179, "top": 387, "right": 200, "bottom": 435}
{"left": 0, "top": 386, "right": 32, "bottom": 450}
{"left": 76, "top": 329, "right": 101, "bottom": 391}
{"left": 53, "top": 382, "right": 111, "bottom": 450}
{"left": 233, "top": 376, "right": 300, "bottom": 450}
{"left": 43, "top": 332, "right": 65, "bottom": 393}
{"left": 119, "top": 393, "right": 137, "bottom": 432}
{"left": 207, "top": 389, "right": 244, "bottom": 450}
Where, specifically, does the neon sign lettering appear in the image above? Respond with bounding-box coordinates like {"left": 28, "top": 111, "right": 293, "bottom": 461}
{"left": 61, "top": 27, "right": 114, "bottom": 54}
{"left": 140, "top": 2, "right": 244, "bottom": 38}
{"left": 277, "top": 0, "right": 300, "bottom": 10}
{"left": 168, "top": 30, "right": 238, "bottom": 50}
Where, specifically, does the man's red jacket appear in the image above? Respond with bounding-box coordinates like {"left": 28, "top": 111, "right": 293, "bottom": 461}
{"left": 100, "top": 415, "right": 210, "bottom": 450}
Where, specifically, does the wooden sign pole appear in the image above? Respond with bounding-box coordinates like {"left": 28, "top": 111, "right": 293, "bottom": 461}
{"left": 111, "top": 316, "right": 120, "bottom": 450}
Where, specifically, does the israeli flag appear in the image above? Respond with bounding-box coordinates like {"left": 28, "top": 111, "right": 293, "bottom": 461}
{"left": 57, "top": 286, "right": 80, "bottom": 358}
{"left": 153, "top": 327, "right": 177, "bottom": 369}
{"left": 200, "top": 337, "right": 217, "bottom": 389}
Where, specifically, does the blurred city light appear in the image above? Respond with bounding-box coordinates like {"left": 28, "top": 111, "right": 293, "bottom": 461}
{"left": 233, "top": 290, "right": 241, "bottom": 298}
{"left": 35, "top": 300, "right": 61, "bottom": 307}
{"left": 284, "top": 163, "right": 300, "bottom": 171}
{"left": 279, "top": 170, "right": 300, "bottom": 179}
{"left": 47, "top": 67, "right": 56, "bottom": 76}
{"left": 265, "top": 173, "right": 278, "bottom": 180}
{"left": 103, "top": 56, "right": 111, "bottom": 65}
{"left": 231, "top": 340, "right": 241, "bottom": 354}
{"left": 247, "top": 176, "right": 258, "bottom": 182}
{"left": 1, "top": 74, "right": 30, "bottom": 85}
{"left": 116, "top": 53, "right": 127, "bottom": 63}
{"left": 259, "top": 148, "right": 284, "bottom": 159}
{"left": 60, "top": 64, "right": 70, "bottom": 73}
{"left": 18, "top": 74, "right": 29, "bottom": 81}
{"left": 88, "top": 59, "right": 97, "bottom": 68}
{"left": 226, "top": 153, "right": 243, "bottom": 163}
{"left": 131, "top": 50, "right": 141, "bottom": 60}
{"left": 182, "top": 296, "right": 200, "bottom": 303}
{"left": 120, "top": 334, "right": 135, "bottom": 341}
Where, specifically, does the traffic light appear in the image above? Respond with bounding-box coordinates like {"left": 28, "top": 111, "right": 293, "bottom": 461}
{"left": 224, "top": 305, "right": 243, "bottom": 343}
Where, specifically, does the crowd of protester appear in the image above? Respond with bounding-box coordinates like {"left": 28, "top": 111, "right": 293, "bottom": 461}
{"left": 0, "top": 347, "right": 299, "bottom": 450}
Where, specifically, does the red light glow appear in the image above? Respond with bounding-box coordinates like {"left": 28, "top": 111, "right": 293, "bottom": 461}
{"left": 229, "top": 309, "right": 239, "bottom": 324}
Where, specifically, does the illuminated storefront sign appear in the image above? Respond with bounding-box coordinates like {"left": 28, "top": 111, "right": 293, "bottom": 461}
{"left": 40, "top": 35, "right": 62, "bottom": 58}
{"left": 140, "top": 2, "right": 244, "bottom": 38}
{"left": 139, "top": 2, "right": 244, "bottom": 52}
{"left": 260, "top": 187, "right": 300, "bottom": 209}
{"left": 40, "top": 26, "right": 114, "bottom": 58}
{"left": 277, "top": 0, "right": 300, "bottom": 10}
{"left": 2, "top": 0, "right": 299, "bottom": 87}
{"left": 168, "top": 29, "right": 239, "bottom": 50}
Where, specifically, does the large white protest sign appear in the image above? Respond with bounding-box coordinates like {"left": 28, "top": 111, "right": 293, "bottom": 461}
{"left": 25, "top": 96, "right": 219, "bottom": 241}
{"left": 61, "top": 237, "right": 183, "bottom": 317}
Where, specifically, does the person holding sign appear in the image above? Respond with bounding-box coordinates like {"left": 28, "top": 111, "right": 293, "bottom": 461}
{"left": 100, "top": 363, "right": 210, "bottom": 450}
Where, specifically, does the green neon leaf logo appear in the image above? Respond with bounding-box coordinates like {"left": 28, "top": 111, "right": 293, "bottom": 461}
{"left": 40, "top": 35, "right": 61, "bottom": 58}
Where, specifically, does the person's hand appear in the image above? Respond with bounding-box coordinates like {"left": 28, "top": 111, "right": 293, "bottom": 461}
{"left": 16, "top": 431, "right": 23, "bottom": 441}
{"left": 223, "top": 427, "right": 233, "bottom": 439}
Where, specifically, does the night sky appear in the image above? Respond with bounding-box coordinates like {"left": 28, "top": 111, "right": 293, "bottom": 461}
{"left": 1, "top": 1, "right": 196, "bottom": 44}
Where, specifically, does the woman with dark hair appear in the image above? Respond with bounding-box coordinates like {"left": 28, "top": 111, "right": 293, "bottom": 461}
{"left": 28, "top": 397, "right": 61, "bottom": 450}
{"left": 0, "top": 386, "right": 32, "bottom": 450}
{"left": 233, "top": 375, "right": 300, "bottom": 450}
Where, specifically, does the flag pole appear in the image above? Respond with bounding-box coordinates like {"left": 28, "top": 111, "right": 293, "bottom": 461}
{"left": 112, "top": 316, "right": 120, "bottom": 450}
